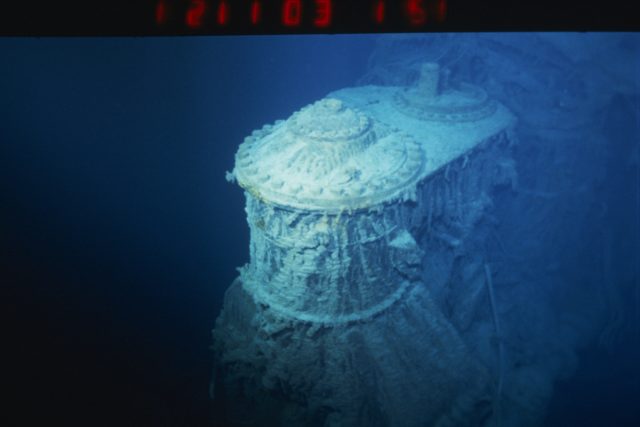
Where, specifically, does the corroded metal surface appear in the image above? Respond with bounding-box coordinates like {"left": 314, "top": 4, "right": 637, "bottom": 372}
{"left": 213, "top": 63, "right": 518, "bottom": 427}
{"left": 232, "top": 98, "right": 426, "bottom": 212}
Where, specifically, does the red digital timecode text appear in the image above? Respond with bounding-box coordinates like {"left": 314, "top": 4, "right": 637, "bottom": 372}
{"left": 155, "top": 0, "right": 447, "bottom": 29}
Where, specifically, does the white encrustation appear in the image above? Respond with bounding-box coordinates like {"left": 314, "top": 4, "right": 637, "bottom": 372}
{"left": 212, "top": 63, "right": 516, "bottom": 427}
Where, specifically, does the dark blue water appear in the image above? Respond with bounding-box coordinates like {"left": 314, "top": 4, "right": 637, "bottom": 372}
{"left": 1, "top": 34, "right": 638, "bottom": 426}
{"left": 1, "top": 36, "right": 373, "bottom": 425}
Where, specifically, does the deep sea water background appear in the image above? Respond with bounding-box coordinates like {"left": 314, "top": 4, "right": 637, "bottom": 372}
{"left": 1, "top": 34, "right": 638, "bottom": 425}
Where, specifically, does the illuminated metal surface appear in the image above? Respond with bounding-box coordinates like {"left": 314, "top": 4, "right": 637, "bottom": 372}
{"left": 213, "top": 63, "right": 517, "bottom": 426}
{"left": 233, "top": 98, "right": 426, "bottom": 212}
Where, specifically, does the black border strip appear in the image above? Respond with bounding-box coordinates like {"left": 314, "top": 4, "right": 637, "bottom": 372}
{"left": 1, "top": 0, "right": 638, "bottom": 36}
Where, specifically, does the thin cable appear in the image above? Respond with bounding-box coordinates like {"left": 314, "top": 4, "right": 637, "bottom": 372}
{"left": 485, "top": 262, "right": 504, "bottom": 426}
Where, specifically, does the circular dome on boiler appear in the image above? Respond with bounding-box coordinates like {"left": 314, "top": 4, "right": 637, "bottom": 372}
{"left": 394, "top": 62, "right": 497, "bottom": 122}
{"left": 233, "top": 98, "right": 426, "bottom": 212}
